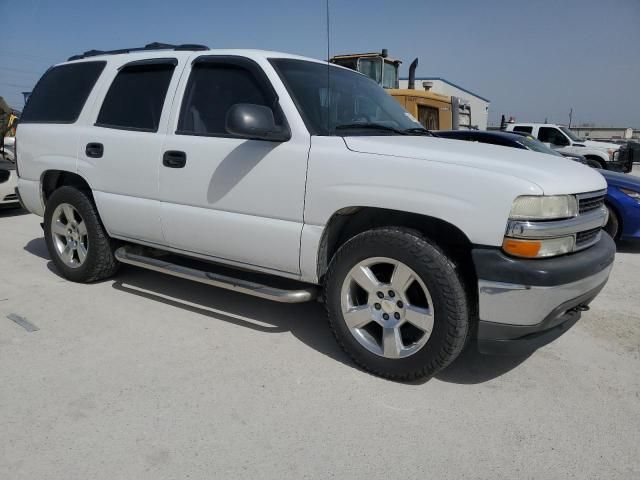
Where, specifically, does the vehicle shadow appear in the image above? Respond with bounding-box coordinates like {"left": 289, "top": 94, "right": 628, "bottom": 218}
{"left": 617, "top": 239, "right": 640, "bottom": 254}
{"left": 23, "top": 236, "right": 531, "bottom": 385}
{"left": 435, "top": 346, "right": 531, "bottom": 385}
{"left": 0, "top": 205, "right": 27, "bottom": 217}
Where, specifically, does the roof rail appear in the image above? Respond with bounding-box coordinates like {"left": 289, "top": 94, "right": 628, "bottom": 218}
{"left": 67, "top": 42, "right": 209, "bottom": 61}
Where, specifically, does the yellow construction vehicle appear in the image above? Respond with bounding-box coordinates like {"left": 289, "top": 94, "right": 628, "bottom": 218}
{"left": 330, "top": 50, "right": 460, "bottom": 130}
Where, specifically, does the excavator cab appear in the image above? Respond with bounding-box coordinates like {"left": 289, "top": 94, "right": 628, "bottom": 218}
{"left": 330, "top": 50, "right": 401, "bottom": 89}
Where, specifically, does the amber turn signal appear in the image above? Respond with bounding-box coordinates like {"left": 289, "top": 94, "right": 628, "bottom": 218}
{"left": 502, "top": 238, "right": 542, "bottom": 258}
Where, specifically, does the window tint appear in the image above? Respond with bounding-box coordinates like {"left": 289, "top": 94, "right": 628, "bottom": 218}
{"left": 96, "top": 62, "right": 175, "bottom": 131}
{"left": 20, "top": 62, "right": 105, "bottom": 123}
{"left": 538, "top": 127, "right": 569, "bottom": 146}
{"left": 178, "top": 63, "right": 281, "bottom": 136}
{"left": 513, "top": 125, "right": 533, "bottom": 134}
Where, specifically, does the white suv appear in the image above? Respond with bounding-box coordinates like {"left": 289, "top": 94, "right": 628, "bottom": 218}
{"left": 16, "top": 44, "right": 614, "bottom": 379}
{"left": 505, "top": 122, "right": 631, "bottom": 172}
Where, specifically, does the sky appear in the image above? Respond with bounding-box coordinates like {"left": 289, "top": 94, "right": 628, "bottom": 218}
{"left": 1, "top": 0, "right": 638, "bottom": 127}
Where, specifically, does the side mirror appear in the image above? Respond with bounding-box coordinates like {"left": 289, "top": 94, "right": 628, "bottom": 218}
{"left": 225, "top": 103, "right": 290, "bottom": 142}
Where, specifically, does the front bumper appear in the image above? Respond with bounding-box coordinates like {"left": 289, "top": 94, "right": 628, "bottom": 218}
{"left": 472, "top": 234, "right": 615, "bottom": 354}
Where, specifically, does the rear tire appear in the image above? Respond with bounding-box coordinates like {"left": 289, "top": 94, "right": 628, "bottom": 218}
{"left": 324, "top": 227, "right": 471, "bottom": 381}
{"left": 44, "top": 187, "right": 119, "bottom": 282}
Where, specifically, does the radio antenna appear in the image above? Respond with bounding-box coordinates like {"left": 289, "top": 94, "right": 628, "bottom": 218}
{"left": 326, "top": 0, "right": 331, "bottom": 134}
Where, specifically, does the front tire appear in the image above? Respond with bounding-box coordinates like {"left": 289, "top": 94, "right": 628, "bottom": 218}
{"left": 324, "top": 227, "right": 471, "bottom": 381}
{"left": 604, "top": 205, "right": 620, "bottom": 240}
{"left": 44, "top": 187, "right": 119, "bottom": 282}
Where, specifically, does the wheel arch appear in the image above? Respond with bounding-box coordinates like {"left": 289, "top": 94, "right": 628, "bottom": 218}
{"left": 583, "top": 154, "right": 607, "bottom": 169}
{"left": 41, "top": 169, "right": 94, "bottom": 207}
{"left": 316, "top": 206, "right": 477, "bottom": 286}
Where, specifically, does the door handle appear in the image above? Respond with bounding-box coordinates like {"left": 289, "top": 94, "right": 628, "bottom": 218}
{"left": 163, "top": 150, "right": 187, "bottom": 168}
{"left": 86, "top": 142, "right": 104, "bottom": 158}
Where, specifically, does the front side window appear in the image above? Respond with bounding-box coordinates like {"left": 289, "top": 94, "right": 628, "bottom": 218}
{"left": 177, "top": 62, "right": 283, "bottom": 136}
{"left": 21, "top": 61, "right": 106, "bottom": 124}
{"left": 538, "top": 127, "right": 569, "bottom": 146}
{"left": 271, "top": 59, "right": 423, "bottom": 135}
{"left": 513, "top": 125, "right": 533, "bottom": 134}
{"left": 96, "top": 61, "right": 176, "bottom": 132}
{"left": 559, "top": 126, "right": 584, "bottom": 142}
{"left": 382, "top": 61, "right": 398, "bottom": 89}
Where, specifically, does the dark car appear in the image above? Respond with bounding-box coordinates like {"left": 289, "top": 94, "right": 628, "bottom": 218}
{"left": 437, "top": 130, "right": 640, "bottom": 241}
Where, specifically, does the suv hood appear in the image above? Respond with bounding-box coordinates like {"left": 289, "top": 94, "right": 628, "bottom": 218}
{"left": 343, "top": 136, "right": 607, "bottom": 195}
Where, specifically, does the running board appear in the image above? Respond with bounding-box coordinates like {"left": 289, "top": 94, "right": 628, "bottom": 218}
{"left": 114, "top": 246, "right": 318, "bottom": 303}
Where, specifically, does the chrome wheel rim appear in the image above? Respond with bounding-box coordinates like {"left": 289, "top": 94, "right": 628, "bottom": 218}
{"left": 51, "top": 203, "right": 88, "bottom": 268}
{"left": 340, "top": 257, "right": 435, "bottom": 359}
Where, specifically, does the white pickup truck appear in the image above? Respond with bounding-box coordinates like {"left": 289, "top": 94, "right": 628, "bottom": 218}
{"left": 505, "top": 122, "right": 632, "bottom": 172}
{"left": 16, "top": 44, "right": 615, "bottom": 380}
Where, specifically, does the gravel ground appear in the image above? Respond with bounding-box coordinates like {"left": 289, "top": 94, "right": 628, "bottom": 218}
{"left": 1, "top": 168, "right": 639, "bottom": 479}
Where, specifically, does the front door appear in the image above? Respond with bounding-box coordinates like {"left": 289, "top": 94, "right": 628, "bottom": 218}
{"left": 158, "top": 56, "right": 309, "bottom": 275}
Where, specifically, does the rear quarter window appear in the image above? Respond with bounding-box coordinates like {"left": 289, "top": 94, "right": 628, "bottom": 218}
{"left": 20, "top": 61, "right": 106, "bottom": 124}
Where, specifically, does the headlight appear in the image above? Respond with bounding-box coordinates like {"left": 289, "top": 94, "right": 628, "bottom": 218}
{"left": 608, "top": 148, "right": 617, "bottom": 160}
{"left": 620, "top": 188, "right": 640, "bottom": 202}
{"left": 509, "top": 195, "right": 578, "bottom": 220}
{"left": 503, "top": 236, "right": 575, "bottom": 258}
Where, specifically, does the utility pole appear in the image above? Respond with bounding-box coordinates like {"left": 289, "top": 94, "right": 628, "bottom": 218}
{"left": 568, "top": 108, "right": 573, "bottom": 128}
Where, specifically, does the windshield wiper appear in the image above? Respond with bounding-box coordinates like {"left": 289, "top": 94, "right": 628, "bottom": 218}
{"left": 334, "top": 123, "right": 408, "bottom": 135}
{"left": 403, "top": 127, "right": 433, "bottom": 136}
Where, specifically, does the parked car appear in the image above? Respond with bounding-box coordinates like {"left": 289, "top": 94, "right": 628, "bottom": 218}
{"left": 437, "top": 130, "right": 640, "bottom": 241}
{"left": 16, "top": 44, "right": 614, "bottom": 380}
{"left": 0, "top": 157, "right": 18, "bottom": 207}
{"left": 504, "top": 122, "right": 633, "bottom": 172}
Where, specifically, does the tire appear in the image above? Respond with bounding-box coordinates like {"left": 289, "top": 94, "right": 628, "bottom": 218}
{"left": 585, "top": 158, "right": 604, "bottom": 169}
{"left": 324, "top": 227, "right": 471, "bottom": 381}
{"left": 604, "top": 205, "right": 620, "bottom": 240}
{"left": 44, "top": 186, "right": 119, "bottom": 282}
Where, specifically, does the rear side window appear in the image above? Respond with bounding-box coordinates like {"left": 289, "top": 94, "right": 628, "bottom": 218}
{"left": 513, "top": 126, "right": 532, "bottom": 134}
{"left": 177, "top": 62, "right": 283, "bottom": 136}
{"left": 20, "top": 61, "right": 106, "bottom": 124}
{"left": 96, "top": 61, "right": 176, "bottom": 132}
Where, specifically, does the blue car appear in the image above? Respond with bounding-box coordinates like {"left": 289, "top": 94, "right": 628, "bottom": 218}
{"left": 436, "top": 130, "right": 640, "bottom": 241}
{"left": 599, "top": 170, "right": 640, "bottom": 241}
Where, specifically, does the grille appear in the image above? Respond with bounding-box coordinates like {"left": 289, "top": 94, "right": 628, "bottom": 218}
{"left": 3, "top": 193, "right": 18, "bottom": 202}
{"left": 579, "top": 195, "right": 605, "bottom": 215}
{"left": 576, "top": 227, "right": 601, "bottom": 247}
{"left": 0, "top": 170, "right": 9, "bottom": 184}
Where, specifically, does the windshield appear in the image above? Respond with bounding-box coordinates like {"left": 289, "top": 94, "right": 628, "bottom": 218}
{"left": 516, "top": 135, "right": 563, "bottom": 156}
{"left": 270, "top": 58, "right": 424, "bottom": 136}
{"left": 382, "top": 61, "right": 398, "bottom": 88}
{"left": 559, "top": 126, "right": 584, "bottom": 142}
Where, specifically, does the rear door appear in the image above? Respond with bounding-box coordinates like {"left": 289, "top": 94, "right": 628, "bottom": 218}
{"left": 78, "top": 57, "right": 184, "bottom": 244}
{"left": 158, "top": 55, "right": 310, "bottom": 275}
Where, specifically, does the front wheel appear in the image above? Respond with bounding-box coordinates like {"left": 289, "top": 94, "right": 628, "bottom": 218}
{"left": 324, "top": 227, "right": 471, "bottom": 380}
{"left": 604, "top": 205, "right": 620, "bottom": 240}
{"left": 44, "top": 186, "right": 119, "bottom": 282}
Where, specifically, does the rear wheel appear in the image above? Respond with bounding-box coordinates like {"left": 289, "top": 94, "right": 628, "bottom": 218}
{"left": 44, "top": 187, "right": 119, "bottom": 282}
{"left": 324, "top": 227, "right": 470, "bottom": 380}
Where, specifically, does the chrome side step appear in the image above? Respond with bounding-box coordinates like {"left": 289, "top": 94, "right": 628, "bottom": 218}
{"left": 114, "top": 246, "right": 318, "bottom": 303}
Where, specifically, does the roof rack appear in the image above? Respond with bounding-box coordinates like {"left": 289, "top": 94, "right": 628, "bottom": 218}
{"left": 67, "top": 42, "right": 209, "bottom": 61}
